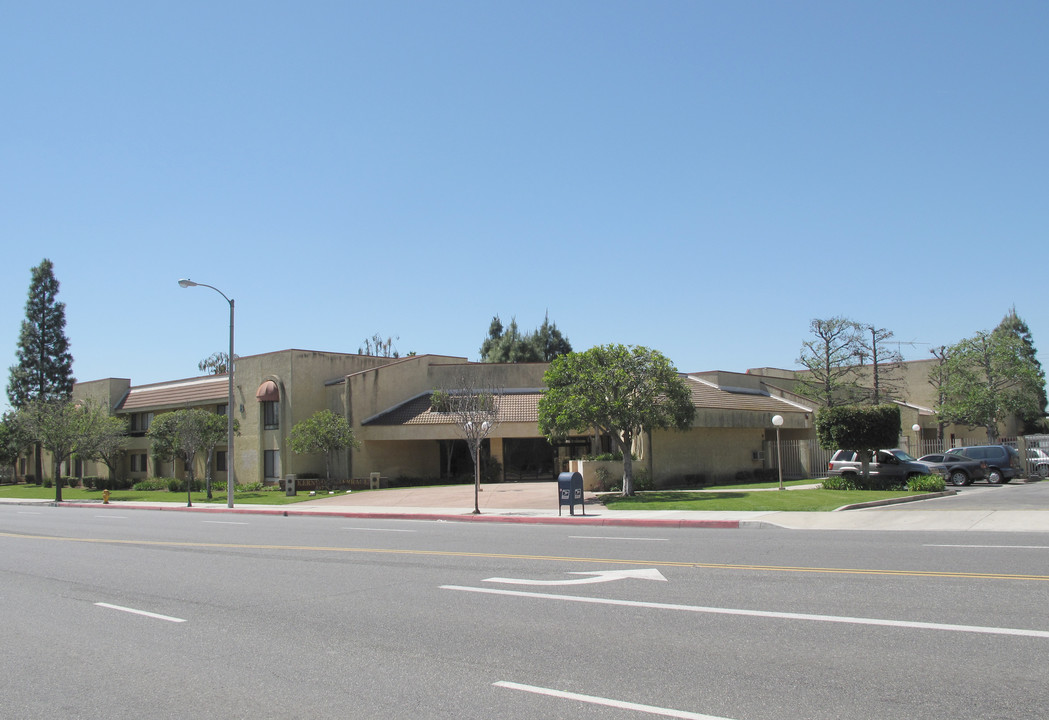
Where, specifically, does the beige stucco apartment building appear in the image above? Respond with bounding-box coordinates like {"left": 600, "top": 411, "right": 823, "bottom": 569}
{"left": 52, "top": 350, "right": 1023, "bottom": 489}
{"left": 61, "top": 349, "right": 816, "bottom": 488}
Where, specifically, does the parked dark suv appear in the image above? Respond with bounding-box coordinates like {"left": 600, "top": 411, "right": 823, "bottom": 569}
{"left": 950, "top": 445, "right": 1021, "bottom": 484}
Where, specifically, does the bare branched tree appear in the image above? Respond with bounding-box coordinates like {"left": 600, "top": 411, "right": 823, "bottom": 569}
{"left": 855, "top": 325, "right": 904, "bottom": 404}
{"left": 795, "top": 317, "right": 861, "bottom": 407}
{"left": 440, "top": 370, "right": 503, "bottom": 513}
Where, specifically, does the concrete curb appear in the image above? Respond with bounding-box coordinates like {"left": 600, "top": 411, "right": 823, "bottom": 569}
{"left": 51, "top": 501, "right": 742, "bottom": 529}
{"left": 832, "top": 490, "right": 957, "bottom": 512}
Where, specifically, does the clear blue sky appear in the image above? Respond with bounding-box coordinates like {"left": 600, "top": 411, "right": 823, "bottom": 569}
{"left": 3, "top": 1, "right": 1046, "bottom": 412}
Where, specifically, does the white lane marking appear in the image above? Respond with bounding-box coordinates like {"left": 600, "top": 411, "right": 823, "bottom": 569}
{"left": 570, "top": 535, "right": 669, "bottom": 542}
{"left": 202, "top": 521, "right": 249, "bottom": 525}
{"left": 95, "top": 603, "right": 186, "bottom": 623}
{"left": 443, "top": 586, "right": 1049, "bottom": 639}
{"left": 926, "top": 544, "right": 1049, "bottom": 550}
{"left": 95, "top": 515, "right": 127, "bottom": 519}
{"left": 342, "top": 527, "right": 416, "bottom": 533}
{"left": 494, "top": 681, "right": 737, "bottom": 720}
{"left": 17, "top": 511, "right": 41, "bottom": 515}
{"left": 485, "top": 568, "right": 667, "bottom": 586}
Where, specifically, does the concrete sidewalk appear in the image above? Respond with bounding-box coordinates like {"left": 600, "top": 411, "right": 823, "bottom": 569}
{"left": 3, "top": 481, "right": 1046, "bottom": 532}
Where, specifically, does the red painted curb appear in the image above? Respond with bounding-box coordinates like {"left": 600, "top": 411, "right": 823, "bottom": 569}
{"left": 53, "top": 502, "right": 740, "bottom": 529}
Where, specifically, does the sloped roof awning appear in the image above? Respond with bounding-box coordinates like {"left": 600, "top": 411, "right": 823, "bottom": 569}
{"left": 256, "top": 380, "right": 279, "bottom": 402}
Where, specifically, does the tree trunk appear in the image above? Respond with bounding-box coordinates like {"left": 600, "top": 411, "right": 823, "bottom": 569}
{"left": 53, "top": 457, "right": 62, "bottom": 503}
{"left": 620, "top": 432, "right": 635, "bottom": 496}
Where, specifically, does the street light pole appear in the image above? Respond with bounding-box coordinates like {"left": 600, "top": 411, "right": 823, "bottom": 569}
{"left": 179, "top": 279, "right": 236, "bottom": 508}
{"left": 772, "top": 415, "right": 784, "bottom": 490}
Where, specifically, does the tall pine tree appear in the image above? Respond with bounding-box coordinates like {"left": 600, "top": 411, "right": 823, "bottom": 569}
{"left": 7, "top": 259, "right": 75, "bottom": 481}
{"left": 993, "top": 307, "right": 1047, "bottom": 431}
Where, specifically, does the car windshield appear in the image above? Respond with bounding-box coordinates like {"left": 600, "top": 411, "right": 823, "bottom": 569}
{"left": 891, "top": 450, "right": 917, "bottom": 461}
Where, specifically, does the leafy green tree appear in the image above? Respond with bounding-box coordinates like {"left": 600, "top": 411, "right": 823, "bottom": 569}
{"left": 479, "top": 313, "right": 572, "bottom": 363}
{"left": 17, "top": 399, "right": 102, "bottom": 502}
{"left": 358, "top": 333, "right": 400, "bottom": 358}
{"left": 927, "top": 346, "right": 953, "bottom": 444}
{"left": 0, "top": 412, "right": 32, "bottom": 481}
{"left": 992, "top": 307, "right": 1046, "bottom": 431}
{"left": 198, "top": 352, "right": 231, "bottom": 375}
{"left": 147, "top": 409, "right": 220, "bottom": 506}
{"left": 7, "top": 259, "right": 75, "bottom": 482}
{"left": 815, "top": 404, "right": 902, "bottom": 485}
{"left": 74, "top": 403, "right": 128, "bottom": 483}
{"left": 287, "top": 410, "right": 359, "bottom": 489}
{"left": 538, "top": 345, "right": 695, "bottom": 496}
{"left": 794, "top": 317, "right": 861, "bottom": 407}
{"left": 533, "top": 313, "right": 572, "bottom": 361}
{"left": 938, "top": 328, "right": 1045, "bottom": 441}
{"left": 200, "top": 412, "right": 236, "bottom": 499}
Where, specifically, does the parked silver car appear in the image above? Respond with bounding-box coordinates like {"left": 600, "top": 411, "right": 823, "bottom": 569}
{"left": 828, "top": 449, "right": 948, "bottom": 484}
{"left": 1026, "top": 448, "right": 1049, "bottom": 478}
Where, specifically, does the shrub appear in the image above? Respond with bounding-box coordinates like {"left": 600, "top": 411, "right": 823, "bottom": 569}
{"left": 43, "top": 478, "right": 52, "bottom": 488}
{"left": 133, "top": 478, "right": 170, "bottom": 492}
{"left": 821, "top": 475, "right": 856, "bottom": 491}
{"left": 633, "top": 468, "right": 654, "bottom": 492}
{"left": 167, "top": 478, "right": 205, "bottom": 493}
{"left": 907, "top": 474, "right": 946, "bottom": 493}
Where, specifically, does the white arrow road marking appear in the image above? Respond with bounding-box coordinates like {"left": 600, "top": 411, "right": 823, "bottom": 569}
{"left": 484, "top": 568, "right": 667, "bottom": 586}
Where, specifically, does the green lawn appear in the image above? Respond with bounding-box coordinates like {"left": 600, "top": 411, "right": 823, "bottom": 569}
{"left": 601, "top": 488, "right": 927, "bottom": 512}
{"left": 0, "top": 484, "right": 327, "bottom": 506}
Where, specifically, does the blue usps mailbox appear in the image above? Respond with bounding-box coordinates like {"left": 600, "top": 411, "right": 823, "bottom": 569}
{"left": 557, "top": 471, "right": 585, "bottom": 516}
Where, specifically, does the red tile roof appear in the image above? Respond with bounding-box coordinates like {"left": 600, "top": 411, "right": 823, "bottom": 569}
{"left": 117, "top": 375, "right": 229, "bottom": 412}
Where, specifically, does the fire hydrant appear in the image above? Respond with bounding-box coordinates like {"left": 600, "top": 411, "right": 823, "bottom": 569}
{"left": 102, "top": 489, "right": 110, "bottom": 504}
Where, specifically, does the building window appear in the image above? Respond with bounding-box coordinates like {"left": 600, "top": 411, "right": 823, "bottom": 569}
{"left": 262, "top": 401, "right": 279, "bottom": 430}
{"left": 264, "top": 450, "right": 280, "bottom": 479}
{"left": 216, "top": 451, "right": 227, "bottom": 472}
{"left": 129, "top": 412, "right": 153, "bottom": 436}
{"left": 130, "top": 453, "right": 148, "bottom": 473}
{"left": 216, "top": 404, "right": 227, "bottom": 416}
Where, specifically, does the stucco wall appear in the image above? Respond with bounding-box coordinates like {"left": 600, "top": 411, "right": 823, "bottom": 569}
{"left": 651, "top": 427, "right": 767, "bottom": 485}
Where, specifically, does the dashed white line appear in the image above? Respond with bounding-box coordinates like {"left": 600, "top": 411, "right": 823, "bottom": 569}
{"left": 926, "top": 544, "right": 1049, "bottom": 550}
{"left": 202, "top": 520, "right": 249, "bottom": 525}
{"left": 342, "top": 527, "right": 416, "bottom": 533}
{"left": 95, "top": 603, "right": 186, "bottom": 623}
{"left": 570, "top": 535, "right": 668, "bottom": 542}
{"left": 494, "top": 681, "right": 736, "bottom": 720}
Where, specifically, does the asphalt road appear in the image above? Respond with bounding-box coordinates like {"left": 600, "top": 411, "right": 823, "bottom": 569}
{"left": 2, "top": 505, "right": 1047, "bottom": 719}
{"left": 904, "top": 480, "right": 1049, "bottom": 510}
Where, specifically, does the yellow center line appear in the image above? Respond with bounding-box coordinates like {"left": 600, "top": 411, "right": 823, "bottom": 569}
{"left": 3, "top": 531, "right": 1047, "bottom": 582}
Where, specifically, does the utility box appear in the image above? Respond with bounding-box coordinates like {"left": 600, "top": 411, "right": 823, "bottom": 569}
{"left": 557, "top": 471, "right": 585, "bottom": 516}
{"left": 285, "top": 474, "right": 296, "bottom": 496}
{"left": 369, "top": 472, "right": 381, "bottom": 490}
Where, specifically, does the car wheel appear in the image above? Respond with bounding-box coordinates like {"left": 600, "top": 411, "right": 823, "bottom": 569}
{"left": 949, "top": 470, "right": 969, "bottom": 487}
{"left": 1038, "top": 464, "right": 1049, "bottom": 479}
{"left": 987, "top": 468, "right": 1003, "bottom": 485}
